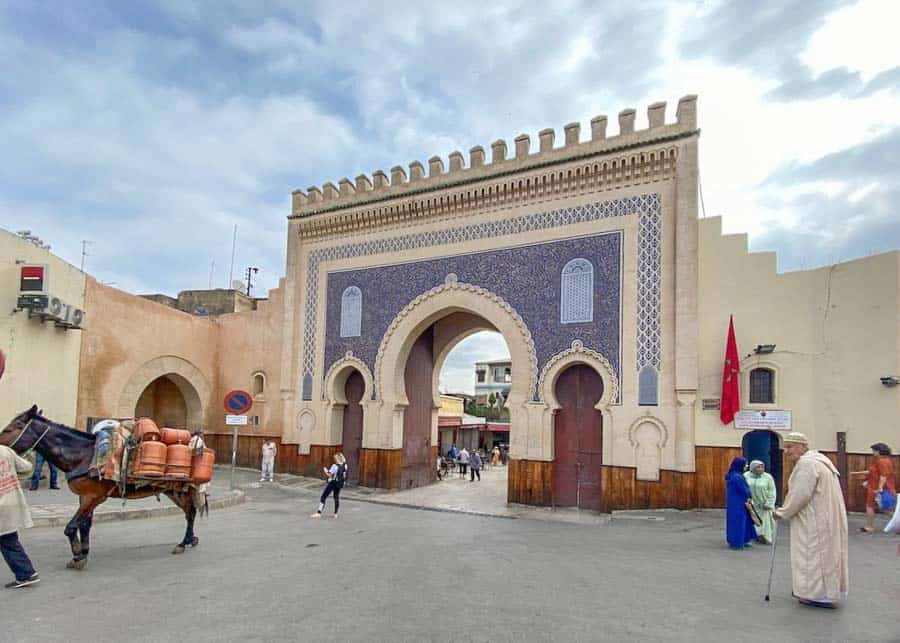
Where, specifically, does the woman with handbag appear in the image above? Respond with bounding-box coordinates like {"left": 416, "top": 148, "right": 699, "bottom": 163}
{"left": 850, "top": 442, "right": 896, "bottom": 534}
{"left": 725, "top": 457, "right": 758, "bottom": 549}
{"left": 744, "top": 460, "right": 777, "bottom": 544}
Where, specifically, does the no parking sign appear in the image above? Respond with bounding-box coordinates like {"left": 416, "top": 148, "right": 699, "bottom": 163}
{"left": 223, "top": 390, "right": 253, "bottom": 415}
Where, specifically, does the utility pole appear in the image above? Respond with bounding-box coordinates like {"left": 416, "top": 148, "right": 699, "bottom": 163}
{"left": 80, "top": 240, "right": 92, "bottom": 272}
{"left": 245, "top": 266, "right": 259, "bottom": 297}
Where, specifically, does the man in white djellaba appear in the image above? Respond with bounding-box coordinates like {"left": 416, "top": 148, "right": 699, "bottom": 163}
{"left": 775, "top": 432, "right": 849, "bottom": 609}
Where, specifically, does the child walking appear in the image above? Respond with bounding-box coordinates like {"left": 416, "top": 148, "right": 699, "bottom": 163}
{"left": 310, "top": 453, "right": 347, "bottom": 519}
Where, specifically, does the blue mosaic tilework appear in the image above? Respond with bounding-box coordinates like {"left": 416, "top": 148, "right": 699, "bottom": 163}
{"left": 301, "top": 193, "right": 661, "bottom": 400}
{"left": 325, "top": 234, "right": 622, "bottom": 399}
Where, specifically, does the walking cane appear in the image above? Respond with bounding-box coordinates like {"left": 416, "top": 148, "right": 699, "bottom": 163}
{"left": 764, "top": 519, "right": 779, "bottom": 602}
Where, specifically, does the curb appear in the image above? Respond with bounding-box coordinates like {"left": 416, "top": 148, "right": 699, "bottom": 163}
{"left": 30, "top": 490, "right": 246, "bottom": 528}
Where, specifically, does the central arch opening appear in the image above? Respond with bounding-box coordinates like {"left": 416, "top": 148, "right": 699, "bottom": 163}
{"left": 400, "top": 310, "right": 512, "bottom": 505}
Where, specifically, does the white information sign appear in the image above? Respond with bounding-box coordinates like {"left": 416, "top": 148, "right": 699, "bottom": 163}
{"left": 226, "top": 414, "right": 248, "bottom": 426}
{"left": 734, "top": 410, "right": 791, "bottom": 430}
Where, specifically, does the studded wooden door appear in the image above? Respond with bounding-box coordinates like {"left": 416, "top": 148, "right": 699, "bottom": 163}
{"left": 552, "top": 364, "right": 603, "bottom": 509}
{"left": 401, "top": 327, "right": 434, "bottom": 488}
{"left": 342, "top": 370, "right": 365, "bottom": 485}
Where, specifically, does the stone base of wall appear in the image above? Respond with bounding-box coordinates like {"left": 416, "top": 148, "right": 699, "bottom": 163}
{"left": 204, "top": 435, "right": 898, "bottom": 513}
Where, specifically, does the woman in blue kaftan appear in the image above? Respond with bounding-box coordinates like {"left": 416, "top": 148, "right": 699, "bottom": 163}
{"left": 725, "top": 456, "right": 757, "bottom": 549}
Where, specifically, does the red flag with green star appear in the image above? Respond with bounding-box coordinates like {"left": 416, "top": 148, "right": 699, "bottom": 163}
{"left": 720, "top": 316, "right": 740, "bottom": 425}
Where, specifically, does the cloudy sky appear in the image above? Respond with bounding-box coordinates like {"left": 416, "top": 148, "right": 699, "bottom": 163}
{"left": 2, "top": 0, "right": 898, "bottom": 393}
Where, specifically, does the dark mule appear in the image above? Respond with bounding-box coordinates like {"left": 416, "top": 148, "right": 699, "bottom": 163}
{"left": 1, "top": 406, "right": 203, "bottom": 570}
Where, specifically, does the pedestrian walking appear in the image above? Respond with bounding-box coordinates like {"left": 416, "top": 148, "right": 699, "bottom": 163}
{"left": 311, "top": 453, "right": 347, "bottom": 519}
{"left": 744, "top": 460, "right": 776, "bottom": 544}
{"left": 849, "top": 442, "right": 896, "bottom": 534}
{"left": 448, "top": 444, "right": 458, "bottom": 460}
{"left": 0, "top": 444, "right": 40, "bottom": 588}
{"left": 491, "top": 446, "right": 501, "bottom": 466}
{"left": 29, "top": 452, "right": 58, "bottom": 491}
{"left": 260, "top": 438, "right": 277, "bottom": 482}
{"left": 774, "top": 432, "right": 848, "bottom": 608}
{"left": 470, "top": 450, "right": 482, "bottom": 481}
{"left": 725, "top": 457, "right": 757, "bottom": 549}
{"left": 458, "top": 448, "right": 470, "bottom": 478}
{"left": 436, "top": 455, "right": 444, "bottom": 481}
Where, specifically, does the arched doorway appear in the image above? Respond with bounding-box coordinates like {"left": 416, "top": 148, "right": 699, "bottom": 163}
{"left": 742, "top": 430, "right": 783, "bottom": 504}
{"left": 134, "top": 374, "right": 196, "bottom": 428}
{"left": 553, "top": 364, "right": 603, "bottom": 509}
{"left": 342, "top": 370, "right": 365, "bottom": 485}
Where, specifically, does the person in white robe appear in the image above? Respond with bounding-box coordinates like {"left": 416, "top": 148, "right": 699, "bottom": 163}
{"left": 775, "top": 432, "right": 848, "bottom": 608}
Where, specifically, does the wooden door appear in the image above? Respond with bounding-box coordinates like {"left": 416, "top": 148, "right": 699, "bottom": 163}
{"left": 553, "top": 365, "right": 603, "bottom": 509}
{"left": 342, "top": 370, "right": 365, "bottom": 485}
{"left": 402, "top": 327, "right": 434, "bottom": 488}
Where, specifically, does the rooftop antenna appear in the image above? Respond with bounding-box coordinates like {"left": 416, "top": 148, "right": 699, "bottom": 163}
{"left": 245, "top": 266, "right": 259, "bottom": 297}
{"left": 228, "top": 224, "right": 237, "bottom": 289}
{"left": 208, "top": 259, "right": 215, "bottom": 289}
{"left": 80, "top": 240, "right": 92, "bottom": 272}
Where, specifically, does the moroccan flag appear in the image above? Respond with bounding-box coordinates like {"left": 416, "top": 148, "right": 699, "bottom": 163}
{"left": 720, "top": 316, "right": 740, "bottom": 425}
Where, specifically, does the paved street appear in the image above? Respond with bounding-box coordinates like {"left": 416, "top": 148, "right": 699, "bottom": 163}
{"left": 5, "top": 479, "right": 899, "bottom": 643}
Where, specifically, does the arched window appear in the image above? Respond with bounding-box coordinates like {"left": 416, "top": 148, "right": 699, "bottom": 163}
{"left": 251, "top": 372, "right": 266, "bottom": 399}
{"left": 638, "top": 366, "right": 658, "bottom": 406}
{"left": 340, "top": 286, "right": 362, "bottom": 337}
{"left": 560, "top": 258, "right": 594, "bottom": 324}
{"left": 749, "top": 368, "right": 775, "bottom": 404}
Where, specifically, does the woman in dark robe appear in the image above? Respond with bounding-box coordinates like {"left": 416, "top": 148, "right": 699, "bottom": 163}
{"left": 725, "top": 456, "right": 757, "bottom": 549}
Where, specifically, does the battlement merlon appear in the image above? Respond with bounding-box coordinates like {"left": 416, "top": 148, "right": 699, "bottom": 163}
{"left": 290, "top": 95, "right": 699, "bottom": 217}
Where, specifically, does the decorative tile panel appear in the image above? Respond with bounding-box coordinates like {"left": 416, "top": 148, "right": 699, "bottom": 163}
{"left": 301, "top": 193, "right": 662, "bottom": 400}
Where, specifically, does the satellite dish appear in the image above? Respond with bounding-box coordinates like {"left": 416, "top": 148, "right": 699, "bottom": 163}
{"left": 231, "top": 280, "right": 244, "bottom": 291}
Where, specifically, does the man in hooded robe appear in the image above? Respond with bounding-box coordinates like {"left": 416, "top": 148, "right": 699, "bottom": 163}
{"left": 775, "top": 432, "right": 849, "bottom": 608}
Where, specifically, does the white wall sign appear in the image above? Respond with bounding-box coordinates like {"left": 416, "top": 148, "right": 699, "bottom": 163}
{"left": 226, "top": 414, "right": 248, "bottom": 426}
{"left": 734, "top": 410, "right": 791, "bottom": 430}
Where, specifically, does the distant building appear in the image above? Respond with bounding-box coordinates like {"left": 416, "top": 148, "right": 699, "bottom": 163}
{"left": 474, "top": 359, "right": 511, "bottom": 405}
{"left": 140, "top": 288, "right": 261, "bottom": 318}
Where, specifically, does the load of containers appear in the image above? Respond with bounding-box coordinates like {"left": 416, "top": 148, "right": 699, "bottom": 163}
{"left": 130, "top": 418, "right": 214, "bottom": 483}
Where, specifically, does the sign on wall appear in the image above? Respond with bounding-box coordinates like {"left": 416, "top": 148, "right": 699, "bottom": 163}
{"left": 734, "top": 409, "right": 792, "bottom": 430}
{"left": 226, "top": 414, "right": 248, "bottom": 426}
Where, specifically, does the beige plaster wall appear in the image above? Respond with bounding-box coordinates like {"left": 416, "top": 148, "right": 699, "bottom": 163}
{"left": 215, "top": 281, "right": 286, "bottom": 437}
{"left": 439, "top": 395, "right": 465, "bottom": 417}
{"left": 696, "top": 217, "right": 900, "bottom": 453}
{"left": 77, "top": 278, "right": 217, "bottom": 431}
{"left": 0, "top": 229, "right": 85, "bottom": 426}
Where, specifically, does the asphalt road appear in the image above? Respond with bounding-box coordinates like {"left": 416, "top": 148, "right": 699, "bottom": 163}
{"left": 3, "top": 483, "right": 898, "bottom": 643}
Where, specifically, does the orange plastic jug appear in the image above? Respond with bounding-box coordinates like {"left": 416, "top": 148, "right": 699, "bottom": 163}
{"left": 165, "top": 443, "right": 192, "bottom": 479}
{"left": 190, "top": 449, "right": 216, "bottom": 484}
{"left": 160, "top": 428, "right": 191, "bottom": 446}
{"left": 133, "top": 441, "right": 167, "bottom": 477}
{"left": 134, "top": 417, "right": 161, "bottom": 442}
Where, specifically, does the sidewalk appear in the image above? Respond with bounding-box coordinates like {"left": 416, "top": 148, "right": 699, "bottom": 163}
{"left": 25, "top": 474, "right": 244, "bottom": 528}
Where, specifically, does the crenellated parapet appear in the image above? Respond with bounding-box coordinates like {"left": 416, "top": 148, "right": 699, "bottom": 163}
{"left": 291, "top": 96, "right": 698, "bottom": 222}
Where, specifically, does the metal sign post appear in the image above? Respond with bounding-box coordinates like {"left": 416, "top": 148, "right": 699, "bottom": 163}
{"left": 226, "top": 414, "right": 248, "bottom": 490}
{"left": 230, "top": 424, "right": 238, "bottom": 491}
{"left": 223, "top": 391, "right": 253, "bottom": 491}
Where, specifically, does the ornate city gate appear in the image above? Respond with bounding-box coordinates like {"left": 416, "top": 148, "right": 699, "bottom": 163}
{"left": 288, "top": 97, "right": 701, "bottom": 509}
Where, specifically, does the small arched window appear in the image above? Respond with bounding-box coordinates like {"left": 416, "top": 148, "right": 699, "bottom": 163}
{"left": 340, "top": 286, "right": 362, "bottom": 338}
{"left": 560, "top": 258, "right": 594, "bottom": 324}
{"left": 251, "top": 372, "right": 266, "bottom": 399}
{"left": 749, "top": 368, "right": 775, "bottom": 404}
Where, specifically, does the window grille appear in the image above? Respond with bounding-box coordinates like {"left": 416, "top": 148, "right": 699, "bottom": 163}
{"left": 340, "top": 286, "right": 362, "bottom": 337}
{"left": 749, "top": 368, "right": 774, "bottom": 404}
{"left": 560, "top": 258, "right": 594, "bottom": 323}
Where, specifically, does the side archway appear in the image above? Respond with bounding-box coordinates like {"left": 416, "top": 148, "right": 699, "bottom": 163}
{"left": 322, "top": 352, "right": 374, "bottom": 446}
{"left": 539, "top": 340, "right": 619, "bottom": 465}
{"left": 117, "top": 355, "right": 211, "bottom": 428}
